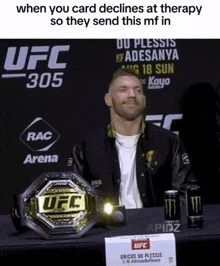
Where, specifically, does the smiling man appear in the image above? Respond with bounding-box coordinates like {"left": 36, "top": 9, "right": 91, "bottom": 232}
{"left": 105, "top": 70, "right": 146, "bottom": 135}
{"left": 71, "top": 69, "right": 194, "bottom": 209}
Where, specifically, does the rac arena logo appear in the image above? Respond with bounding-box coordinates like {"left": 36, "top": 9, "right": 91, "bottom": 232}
{"left": 20, "top": 117, "right": 60, "bottom": 164}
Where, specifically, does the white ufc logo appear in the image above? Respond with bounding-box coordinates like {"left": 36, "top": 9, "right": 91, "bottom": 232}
{"left": 145, "top": 114, "right": 183, "bottom": 135}
{"left": 134, "top": 243, "right": 148, "bottom": 249}
{"left": 4, "top": 45, "right": 70, "bottom": 70}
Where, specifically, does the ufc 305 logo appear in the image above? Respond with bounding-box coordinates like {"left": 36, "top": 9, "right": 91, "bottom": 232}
{"left": 145, "top": 114, "right": 183, "bottom": 135}
{"left": 2, "top": 45, "right": 70, "bottom": 89}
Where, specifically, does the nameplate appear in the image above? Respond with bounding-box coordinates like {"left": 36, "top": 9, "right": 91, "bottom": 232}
{"left": 105, "top": 233, "right": 176, "bottom": 266}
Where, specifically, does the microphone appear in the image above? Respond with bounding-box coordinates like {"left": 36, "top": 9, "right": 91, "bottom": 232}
{"left": 113, "top": 210, "right": 125, "bottom": 223}
{"left": 102, "top": 204, "right": 126, "bottom": 226}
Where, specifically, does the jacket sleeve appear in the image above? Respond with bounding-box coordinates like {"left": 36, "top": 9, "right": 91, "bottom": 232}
{"left": 171, "top": 137, "right": 195, "bottom": 195}
{"left": 71, "top": 144, "right": 85, "bottom": 177}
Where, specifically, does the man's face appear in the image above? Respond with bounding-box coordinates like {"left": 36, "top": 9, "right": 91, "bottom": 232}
{"left": 106, "top": 75, "right": 146, "bottom": 121}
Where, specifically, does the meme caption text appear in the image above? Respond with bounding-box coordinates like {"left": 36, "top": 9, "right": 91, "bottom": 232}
{"left": 16, "top": 3, "right": 203, "bottom": 27}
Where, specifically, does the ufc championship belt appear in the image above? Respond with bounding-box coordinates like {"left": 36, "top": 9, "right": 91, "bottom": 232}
{"left": 11, "top": 172, "right": 98, "bottom": 239}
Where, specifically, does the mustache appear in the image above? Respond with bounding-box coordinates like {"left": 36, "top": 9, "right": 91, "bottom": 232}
{"left": 122, "top": 99, "right": 140, "bottom": 105}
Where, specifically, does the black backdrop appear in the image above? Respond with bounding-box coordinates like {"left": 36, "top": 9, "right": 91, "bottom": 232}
{"left": 1, "top": 39, "right": 220, "bottom": 214}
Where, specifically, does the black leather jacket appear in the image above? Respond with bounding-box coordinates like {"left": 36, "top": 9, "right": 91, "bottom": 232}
{"left": 71, "top": 122, "right": 194, "bottom": 207}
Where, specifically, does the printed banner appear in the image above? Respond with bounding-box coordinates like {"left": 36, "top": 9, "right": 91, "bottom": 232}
{"left": 0, "top": 39, "right": 220, "bottom": 214}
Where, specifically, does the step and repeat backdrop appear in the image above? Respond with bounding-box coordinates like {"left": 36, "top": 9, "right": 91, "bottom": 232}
{"left": 1, "top": 39, "right": 220, "bottom": 214}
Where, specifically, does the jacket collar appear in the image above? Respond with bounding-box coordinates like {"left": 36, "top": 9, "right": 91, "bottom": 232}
{"left": 107, "top": 118, "right": 146, "bottom": 138}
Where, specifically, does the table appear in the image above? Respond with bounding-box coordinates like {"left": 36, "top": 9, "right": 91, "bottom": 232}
{"left": 1, "top": 204, "right": 220, "bottom": 266}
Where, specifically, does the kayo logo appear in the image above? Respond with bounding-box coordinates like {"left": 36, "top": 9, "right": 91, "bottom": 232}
{"left": 148, "top": 76, "right": 171, "bottom": 89}
{"left": 20, "top": 117, "right": 60, "bottom": 151}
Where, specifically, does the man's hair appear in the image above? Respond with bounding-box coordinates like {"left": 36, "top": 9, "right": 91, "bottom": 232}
{"left": 108, "top": 68, "right": 142, "bottom": 92}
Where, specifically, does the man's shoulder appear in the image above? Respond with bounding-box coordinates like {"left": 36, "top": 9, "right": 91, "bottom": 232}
{"left": 84, "top": 126, "right": 108, "bottom": 143}
{"left": 146, "top": 122, "right": 178, "bottom": 140}
{"left": 84, "top": 123, "right": 178, "bottom": 140}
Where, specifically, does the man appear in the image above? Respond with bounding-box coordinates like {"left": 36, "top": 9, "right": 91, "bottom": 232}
{"left": 71, "top": 69, "right": 193, "bottom": 208}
